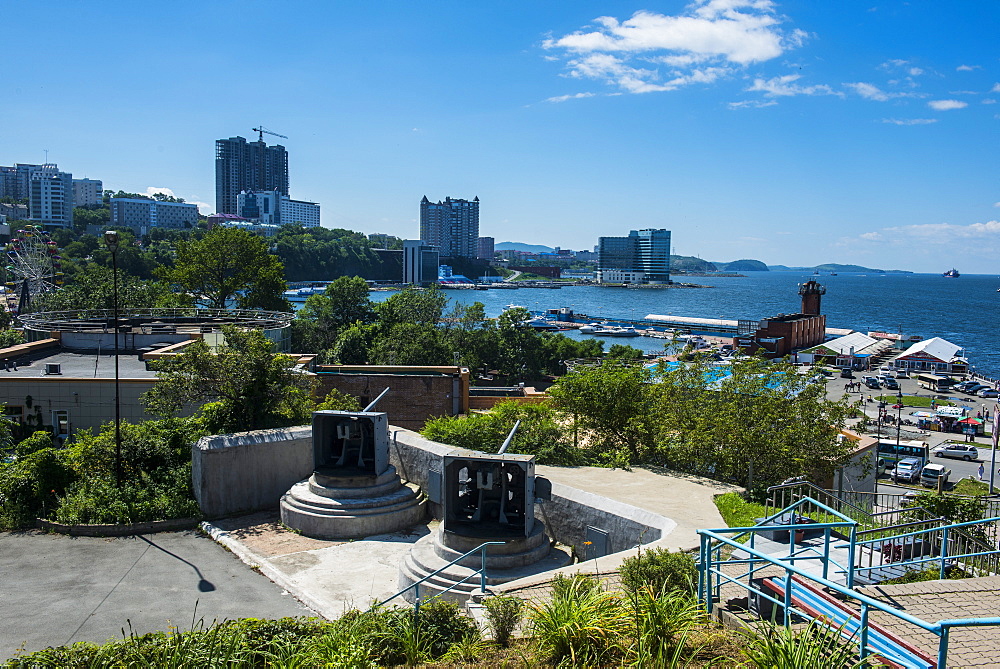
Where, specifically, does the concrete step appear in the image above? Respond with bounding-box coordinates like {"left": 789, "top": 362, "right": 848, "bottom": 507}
{"left": 280, "top": 481, "right": 428, "bottom": 540}
{"left": 395, "top": 530, "right": 572, "bottom": 604}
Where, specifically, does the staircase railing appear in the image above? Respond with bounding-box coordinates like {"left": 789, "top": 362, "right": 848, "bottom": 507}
{"left": 376, "top": 541, "right": 505, "bottom": 613}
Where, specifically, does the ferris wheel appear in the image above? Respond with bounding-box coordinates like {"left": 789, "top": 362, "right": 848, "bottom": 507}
{"left": 4, "top": 225, "right": 63, "bottom": 314}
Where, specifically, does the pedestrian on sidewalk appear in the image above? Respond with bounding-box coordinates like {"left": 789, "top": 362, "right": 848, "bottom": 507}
{"left": 979, "top": 463, "right": 985, "bottom": 481}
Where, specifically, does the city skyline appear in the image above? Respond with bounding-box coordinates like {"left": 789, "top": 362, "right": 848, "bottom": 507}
{"left": 3, "top": 1, "right": 997, "bottom": 272}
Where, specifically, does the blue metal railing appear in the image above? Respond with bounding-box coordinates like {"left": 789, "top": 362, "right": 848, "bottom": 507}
{"left": 377, "top": 541, "right": 505, "bottom": 613}
{"left": 699, "top": 497, "right": 1000, "bottom": 666}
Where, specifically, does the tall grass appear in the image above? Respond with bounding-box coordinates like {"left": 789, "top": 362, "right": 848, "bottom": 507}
{"left": 529, "top": 575, "right": 629, "bottom": 666}
{"left": 737, "top": 620, "right": 871, "bottom": 669}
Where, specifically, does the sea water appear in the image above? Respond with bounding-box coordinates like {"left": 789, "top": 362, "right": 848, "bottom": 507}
{"left": 358, "top": 272, "right": 1000, "bottom": 378}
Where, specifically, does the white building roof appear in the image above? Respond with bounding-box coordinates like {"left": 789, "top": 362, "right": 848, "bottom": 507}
{"left": 893, "top": 336, "right": 963, "bottom": 363}
{"left": 807, "top": 332, "right": 879, "bottom": 356}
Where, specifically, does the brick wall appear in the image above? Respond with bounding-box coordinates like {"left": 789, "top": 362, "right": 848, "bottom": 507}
{"left": 314, "top": 366, "right": 470, "bottom": 430}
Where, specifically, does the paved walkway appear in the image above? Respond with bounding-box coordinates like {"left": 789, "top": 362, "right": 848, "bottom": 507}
{"left": 857, "top": 576, "right": 1000, "bottom": 668}
{"left": 0, "top": 530, "right": 313, "bottom": 661}
{"left": 536, "top": 464, "right": 739, "bottom": 551}
{"left": 203, "top": 512, "right": 433, "bottom": 619}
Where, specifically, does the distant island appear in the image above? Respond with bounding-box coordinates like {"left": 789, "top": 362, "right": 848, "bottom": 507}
{"left": 494, "top": 243, "right": 912, "bottom": 274}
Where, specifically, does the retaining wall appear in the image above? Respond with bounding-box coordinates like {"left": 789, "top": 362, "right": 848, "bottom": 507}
{"left": 192, "top": 426, "right": 313, "bottom": 518}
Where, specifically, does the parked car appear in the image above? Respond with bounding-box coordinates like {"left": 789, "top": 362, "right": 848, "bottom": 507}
{"left": 840, "top": 368, "right": 855, "bottom": 378}
{"left": 954, "top": 380, "right": 977, "bottom": 391}
{"left": 879, "top": 365, "right": 893, "bottom": 374}
{"left": 882, "top": 378, "right": 900, "bottom": 391}
{"left": 896, "top": 370, "right": 909, "bottom": 379}
{"left": 863, "top": 376, "right": 881, "bottom": 389}
{"left": 920, "top": 463, "right": 951, "bottom": 488}
{"left": 978, "top": 388, "right": 999, "bottom": 398}
{"left": 891, "top": 458, "right": 923, "bottom": 483}
{"left": 964, "top": 384, "right": 987, "bottom": 395}
{"left": 933, "top": 443, "right": 979, "bottom": 461}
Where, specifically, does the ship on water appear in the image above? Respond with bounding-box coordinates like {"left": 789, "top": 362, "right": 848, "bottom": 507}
{"left": 943, "top": 268, "right": 960, "bottom": 278}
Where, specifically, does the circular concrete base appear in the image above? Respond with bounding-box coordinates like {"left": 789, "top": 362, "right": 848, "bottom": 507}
{"left": 280, "top": 469, "right": 427, "bottom": 540}
{"left": 397, "top": 523, "right": 572, "bottom": 604}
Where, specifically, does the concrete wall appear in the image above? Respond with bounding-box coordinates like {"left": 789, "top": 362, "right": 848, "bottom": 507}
{"left": 0, "top": 377, "right": 159, "bottom": 435}
{"left": 192, "top": 426, "right": 313, "bottom": 518}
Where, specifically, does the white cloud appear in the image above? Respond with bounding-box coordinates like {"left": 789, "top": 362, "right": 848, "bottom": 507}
{"left": 956, "top": 64, "right": 979, "bottom": 72}
{"left": 728, "top": 99, "right": 778, "bottom": 109}
{"left": 928, "top": 99, "right": 968, "bottom": 111}
{"left": 881, "top": 118, "right": 937, "bottom": 126}
{"left": 992, "top": 83, "right": 1000, "bottom": 93}
{"left": 145, "top": 187, "right": 175, "bottom": 198}
{"left": 546, "top": 92, "right": 597, "bottom": 103}
{"left": 542, "top": 1, "right": 805, "bottom": 95}
{"left": 908, "top": 67, "right": 923, "bottom": 77}
{"left": 845, "top": 82, "right": 890, "bottom": 101}
{"left": 747, "top": 74, "right": 840, "bottom": 97}
{"left": 859, "top": 220, "right": 1000, "bottom": 245}
{"left": 983, "top": 99, "right": 996, "bottom": 105}
{"left": 994, "top": 202, "right": 1000, "bottom": 208}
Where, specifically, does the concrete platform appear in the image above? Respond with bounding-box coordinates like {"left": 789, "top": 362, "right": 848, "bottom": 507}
{"left": 0, "top": 529, "right": 313, "bottom": 661}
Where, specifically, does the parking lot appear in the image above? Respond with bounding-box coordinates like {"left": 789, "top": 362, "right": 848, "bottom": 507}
{"left": 823, "top": 368, "right": 998, "bottom": 495}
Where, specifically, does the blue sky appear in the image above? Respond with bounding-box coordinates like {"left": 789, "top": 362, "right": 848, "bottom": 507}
{"left": 3, "top": 1, "right": 998, "bottom": 272}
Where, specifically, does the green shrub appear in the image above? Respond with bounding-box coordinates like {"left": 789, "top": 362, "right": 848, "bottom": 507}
{"left": 0, "top": 447, "right": 75, "bottom": 530}
{"left": 550, "top": 572, "right": 601, "bottom": 600}
{"left": 484, "top": 595, "right": 524, "bottom": 647}
{"left": 619, "top": 547, "right": 697, "bottom": 595}
{"left": 13, "top": 431, "right": 54, "bottom": 459}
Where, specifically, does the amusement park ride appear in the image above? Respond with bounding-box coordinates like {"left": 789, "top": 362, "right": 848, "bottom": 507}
{"left": 3, "top": 225, "right": 63, "bottom": 314}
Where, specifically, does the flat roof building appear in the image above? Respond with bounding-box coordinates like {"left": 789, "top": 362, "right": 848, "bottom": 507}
{"left": 597, "top": 229, "right": 671, "bottom": 284}
{"left": 110, "top": 197, "right": 199, "bottom": 236}
{"left": 73, "top": 178, "right": 103, "bottom": 207}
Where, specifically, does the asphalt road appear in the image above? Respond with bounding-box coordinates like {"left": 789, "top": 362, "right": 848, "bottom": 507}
{"left": 0, "top": 529, "right": 314, "bottom": 661}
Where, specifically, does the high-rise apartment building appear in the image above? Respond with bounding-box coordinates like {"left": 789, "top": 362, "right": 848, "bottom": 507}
{"left": 403, "top": 240, "right": 440, "bottom": 286}
{"left": 477, "top": 236, "right": 494, "bottom": 260}
{"left": 597, "top": 229, "right": 671, "bottom": 284}
{"left": 73, "top": 178, "right": 104, "bottom": 207}
{"left": 28, "top": 165, "right": 74, "bottom": 227}
{"left": 419, "top": 196, "right": 479, "bottom": 258}
{"left": 215, "top": 136, "right": 289, "bottom": 215}
{"left": 109, "top": 197, "right": 199, "bottom": 236}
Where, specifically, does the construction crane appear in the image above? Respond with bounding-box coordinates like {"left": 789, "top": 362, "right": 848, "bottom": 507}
{"left": 252, "top": 126, "right": 288, "bottom": 142}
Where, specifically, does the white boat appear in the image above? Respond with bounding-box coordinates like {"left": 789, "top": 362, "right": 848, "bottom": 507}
{"left": 578, "top": 323, "right": 598, "bottom": 333}
{"left": 594, "top": 326, "right": 640, "bottom": 337}
{"left": 526, "top": 317, "right": 560, "bottom": 331}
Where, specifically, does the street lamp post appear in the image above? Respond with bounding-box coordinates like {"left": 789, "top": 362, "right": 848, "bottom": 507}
{"left": 104, "top": 230, "right": 122, "bottom": 488}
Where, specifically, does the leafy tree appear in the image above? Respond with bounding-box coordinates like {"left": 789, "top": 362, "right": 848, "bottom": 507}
{"left": 0, "top": 328, "right": 25, "bottom": 348}
{"left": 294, "top": 276, "right": 375, "bottom": 352}
{"left": 651, "top": 355, "right": 854, "bottom": 497}
{"left": 422, "top": 400, "right": 582, "bottom": 465}
{"left": 548, "top": 360, "right": 658, "bottom": 466}
{"left": 331, "top": 322, "right": 376, "bottom": 364}
{"left": 33, "top": 265, "right": 189, "bottom": 311}
{"left": 315, "top": 388, "right": 362, "bottom": 412}
{"left": 375, "top": 285, "right": 448, "bottom": 327}
{"left": 142, "top": 325, "right": 314, "bottom": 433}
{"left": 158, "top": 227, "right": 289, "bottom": 310}
{"left": 368, "top": 322, "right": 449, "bottom": 366}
